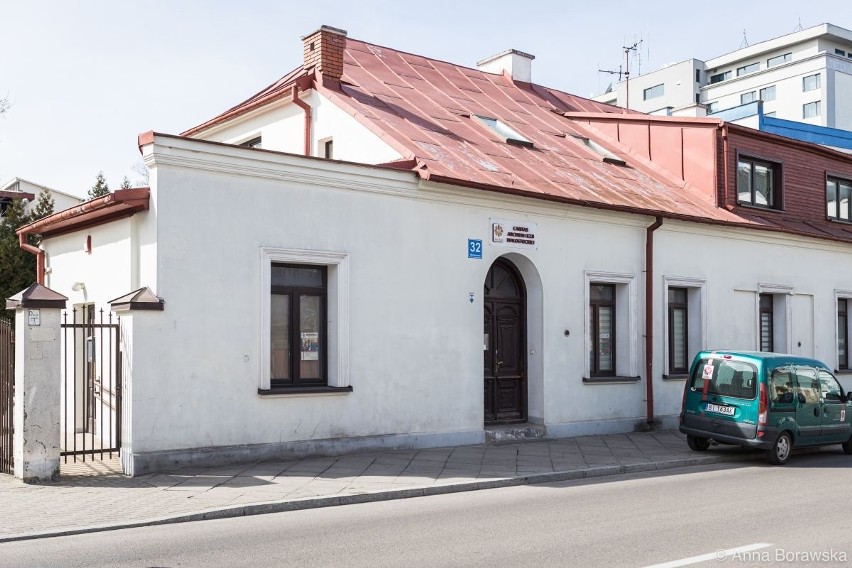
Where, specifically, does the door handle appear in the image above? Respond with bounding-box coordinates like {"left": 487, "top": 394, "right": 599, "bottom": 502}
{"left": 814, "top": 407, "right": 820, "bottom": 417}
{"left": 497, "top": 360, "right": 504, "bottom": 367}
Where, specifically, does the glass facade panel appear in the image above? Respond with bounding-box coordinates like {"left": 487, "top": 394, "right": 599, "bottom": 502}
{"left": 737, "top": 161, "right": 752, "bottom": 203}
{"left": 299, "top": 295, "right": 322, "bottom": 379}
{"left": 827, "top": 179, "right": 838, "bottom": 219}
{"left": 270, "top": 294, "right": 290, "bottom": 379}
{"left": 597, "top": 306, "right": 613, "bottom": 372}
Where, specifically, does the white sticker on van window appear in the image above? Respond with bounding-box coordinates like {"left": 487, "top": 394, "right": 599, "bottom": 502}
{"left": 702, "top": 363, "right": 714, "bottom": 380}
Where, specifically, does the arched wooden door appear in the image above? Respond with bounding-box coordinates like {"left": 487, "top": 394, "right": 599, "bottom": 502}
{"left": 483, "top": 258, "right": 527, "bottom": 424}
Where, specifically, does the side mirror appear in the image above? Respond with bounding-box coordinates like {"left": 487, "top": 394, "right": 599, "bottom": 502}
{"left": 798, "top": 393, "right": 807, "bottom": 404}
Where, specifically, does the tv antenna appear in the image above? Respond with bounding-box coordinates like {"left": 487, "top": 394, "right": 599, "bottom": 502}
{"left": 740, "top": 29, "right": 749, "bottom": 49}
{"left": 794, "top": 16, "right": 803, "bottom": 32}
{"left": 598, "top": 38, "right": 643, "bottom": 109}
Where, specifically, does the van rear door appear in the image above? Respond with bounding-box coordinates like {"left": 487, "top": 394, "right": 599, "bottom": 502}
{"left": 683, "top": 357, "right": 759, "bottom": 440}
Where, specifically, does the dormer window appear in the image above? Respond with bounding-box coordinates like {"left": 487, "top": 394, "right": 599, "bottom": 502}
{"left": 474, "top": 115, "right": 533, "bottom": 148}
{"left": 570, "top": 134, "right": 626, "bottom": 166}
{"left": 240, "top": 136, "right": 262, "bottom": 149}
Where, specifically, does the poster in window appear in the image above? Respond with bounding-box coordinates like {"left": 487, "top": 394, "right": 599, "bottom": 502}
{"left": 300, "top": 332, "right": 319, "bottom": 361}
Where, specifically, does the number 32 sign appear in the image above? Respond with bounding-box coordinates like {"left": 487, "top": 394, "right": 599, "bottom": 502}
{"left": 468, "top": 239, "right": 482, "bottom": 259}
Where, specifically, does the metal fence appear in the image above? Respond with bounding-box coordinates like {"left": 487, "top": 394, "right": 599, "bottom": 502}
{"left": 60, "top": 309, "right": 121, "bottom": 462}
{"left": 0, "top": 316, "right": 13, "bottom": 474}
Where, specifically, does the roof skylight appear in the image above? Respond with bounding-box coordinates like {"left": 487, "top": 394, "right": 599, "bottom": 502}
{"left": 474, "top": 115, "right": 533, "bottom": 148}
{"left": 570, "top": 134, "right": 626, "bottom": 166}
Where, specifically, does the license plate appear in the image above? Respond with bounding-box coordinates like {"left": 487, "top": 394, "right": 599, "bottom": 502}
{"left": 706, "top": 403, "right": 735, "bottom": 416}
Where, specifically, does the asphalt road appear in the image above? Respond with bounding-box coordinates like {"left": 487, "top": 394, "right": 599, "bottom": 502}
{"left": 2, "top": 450, "right": 851, "bottom": 568}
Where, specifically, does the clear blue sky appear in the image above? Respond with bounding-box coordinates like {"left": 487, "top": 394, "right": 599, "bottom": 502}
{"left": 1, "top": 1, "right": 849, "bottom": 198}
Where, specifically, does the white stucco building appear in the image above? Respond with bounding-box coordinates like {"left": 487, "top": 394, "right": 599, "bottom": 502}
{"left": 594, "top": 23, "right": 852, "bottom": 131}
{"left": 16, "top": 26, "right": 852, "bottom": 475}
{"left": 0, "top": 177, "right": 83, "bottom": 218}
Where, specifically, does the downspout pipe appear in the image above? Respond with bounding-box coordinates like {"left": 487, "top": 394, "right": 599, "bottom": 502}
{"left": 291, "top": 84, "right": 312, "bottom": 156}
{"left": 722, "top": 124, "right": 732, "bottom": 210}
{"left": 18, "top": 233, "right": 45, "bottom": 285}
{"left": 645, "top": 216, "right": 664, "bottom": 426}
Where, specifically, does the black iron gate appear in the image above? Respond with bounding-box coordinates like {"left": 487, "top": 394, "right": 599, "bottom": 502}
{"left": 0, "top": 316, "right": 13, "bottom": 474}
{"left": 60, "top": 308, "right": 121, "bottom": 462}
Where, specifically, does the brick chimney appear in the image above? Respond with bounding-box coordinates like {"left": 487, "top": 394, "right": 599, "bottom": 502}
{"left": 302, "top": 25, "right": 348, "bottom": 79}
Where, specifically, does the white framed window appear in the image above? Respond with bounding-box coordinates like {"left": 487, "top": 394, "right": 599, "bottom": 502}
{"left": 740, "top": 91, "right": 757, "bottom": 105}
{"left": 756, "top": 284, "right": 792, "bottom": 354}
{"left": 584, "top": 271, "right": 638, "bottom": 380}
{"left": 260, "top": 247, "right": 350, "bottom": 391}
{"left": 803, "top": 73, "right": 821, "bottom": 92}
{"left": 803, "top": 101, "right": 821, "bottom": 119}
{"left": 835, "top": 290, "right": 852, "bottom": 372}
{"left": 737, "top": 62, "right": 760, "bottom": 77}
{"left": 643, "top": 84, "right": 664, "bottom": 101}
{"left": 759, "top": 85, "right": 776, "bottom": 102}
{"left": 662, "top": 277, "right": 707, "bottom": 378}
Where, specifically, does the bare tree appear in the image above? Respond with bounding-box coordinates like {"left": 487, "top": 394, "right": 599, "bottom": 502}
{"left": 0, "top": 97, "right": 9, "bottom": 116}
{"left": 132, "top": 160, "right": 150, "bottom": 187}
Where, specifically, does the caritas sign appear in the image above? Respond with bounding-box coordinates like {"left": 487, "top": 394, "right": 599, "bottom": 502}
{"left": 490, "top": 219, "right": 538, "bottom": 249}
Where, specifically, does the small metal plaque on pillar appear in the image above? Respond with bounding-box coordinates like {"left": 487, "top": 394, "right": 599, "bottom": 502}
{"left": 27, "top": 309, "right": 40, "bottom": 326}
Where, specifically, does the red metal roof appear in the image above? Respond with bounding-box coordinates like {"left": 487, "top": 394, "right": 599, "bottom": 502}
{"left": 17, "top": 188, "right": 150, "bottom": 238}
{"left": 181, "top": 36, "right": 852, "bottom": 242}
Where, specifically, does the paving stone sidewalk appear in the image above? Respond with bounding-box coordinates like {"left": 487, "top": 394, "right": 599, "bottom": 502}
{"left": 0, "top": 430, "right": 760, "bottom": 542}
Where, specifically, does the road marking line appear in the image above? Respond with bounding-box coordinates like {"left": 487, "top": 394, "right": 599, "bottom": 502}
{"left": 642, "top": 543, "right": 773, "bottom": 568}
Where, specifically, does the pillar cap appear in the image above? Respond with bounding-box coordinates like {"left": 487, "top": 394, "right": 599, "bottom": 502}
{"left": 6, "top": 283, "right": 68, "bottom": 309}
{"left": 109, "top": 286, "right": 164, "bottom": 312}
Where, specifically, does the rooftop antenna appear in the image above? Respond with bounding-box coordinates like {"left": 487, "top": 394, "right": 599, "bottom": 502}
{"left": 622, "top": 39, "right": 643, "bottom": 109}
{"left": 794, "top": 16, "right": 803, "bottom": 32}
{"left": 740, "top": 29, "right": 749, "bottom": 49}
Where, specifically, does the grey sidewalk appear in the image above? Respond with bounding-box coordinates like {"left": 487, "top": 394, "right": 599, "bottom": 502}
{"left": 0, "top": 430, "right": 761, "bottom": 542}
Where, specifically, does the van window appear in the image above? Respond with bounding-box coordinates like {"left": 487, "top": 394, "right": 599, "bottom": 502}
{"left": 795, "top": 367, "right": 821, "bottom": 404}
{"left": 818, "top": 370, "right": 844, "bottom": 403}
{"left": 690, "top": 358, "right": 757, "bottom": 399}
{"left": 769, "top": 367, "right": 795, "bottom": 405}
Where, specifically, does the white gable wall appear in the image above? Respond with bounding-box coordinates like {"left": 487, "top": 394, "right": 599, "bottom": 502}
{"left": 192, "top": 91, "right": 403, "bottom": 164}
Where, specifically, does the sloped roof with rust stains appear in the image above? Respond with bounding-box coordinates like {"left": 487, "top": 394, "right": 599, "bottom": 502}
{"left": 182, "top": 36, "right": 852, "bottom": 243}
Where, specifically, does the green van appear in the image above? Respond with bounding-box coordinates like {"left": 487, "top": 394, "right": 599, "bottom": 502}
{"left": 679, "top": 351, "right": 852, "bottom": 464}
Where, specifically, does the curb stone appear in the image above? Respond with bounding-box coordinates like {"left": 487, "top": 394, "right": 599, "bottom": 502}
{"left": 0, "top": 451, "right": 764, "bottom": 543}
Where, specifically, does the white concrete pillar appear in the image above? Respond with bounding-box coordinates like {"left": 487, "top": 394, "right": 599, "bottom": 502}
{"left": 7, "top": 284, "right": 67, "bottom": 482}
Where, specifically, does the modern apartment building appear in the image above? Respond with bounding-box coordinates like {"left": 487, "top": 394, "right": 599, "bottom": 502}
{"left": 594, "top": 23, "right": 852, "bottom": 134}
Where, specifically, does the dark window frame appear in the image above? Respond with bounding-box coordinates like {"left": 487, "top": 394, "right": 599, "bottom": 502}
{"left": 736, "top": 153, "right": 783, "bottom": 210}
{"left": 668, "top": 288, "right": 689, "bottom": 374}
{"left": 270, "top": 263, "right": 328, "bottom": 388}
{"left": 759, "top": 293, "right": 774, "bottom": 353}
{"left": 826, "top": 175, "right": 852, "bottom": 222}
{"left": 324, "top": 139, "right": 334, "bottom": 159}
{"left": 839, "top": 298, "right": 848, "bottom": 370}
{"left": 709, "top": 71, "right": 731, "bottom": 84}
{"left": 590, "top": 284, "right": 617, "bottom": 376}
{"left": 240, "top": 136, "right": 262, "bottom": 149}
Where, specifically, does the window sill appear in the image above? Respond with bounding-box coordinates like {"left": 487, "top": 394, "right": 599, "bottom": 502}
{"left": 663, "top": 373, "right": 689, "bottom": 381}
{"left": 735, "top": 202, "right": 784, "bottom": 214}
{"left": 583, "top": 376, "right": 641, "bottom": 384}
{"left": 258, "top": 385, "right": 353, "bottom": 398}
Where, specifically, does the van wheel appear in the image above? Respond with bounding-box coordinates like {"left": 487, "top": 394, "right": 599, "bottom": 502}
{"left": 768, "top": 432, "right": 792, "bottom": 465}
{"left": 687, "top": 435, "right": 711, "bottom": 451}
{"left": 843, "top": 436, "right": 852, "bottom": 455}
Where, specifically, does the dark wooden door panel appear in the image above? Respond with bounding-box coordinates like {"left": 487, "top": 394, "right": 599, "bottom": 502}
{"left": 483, "top": 259, "right": 526, "bottom": 424}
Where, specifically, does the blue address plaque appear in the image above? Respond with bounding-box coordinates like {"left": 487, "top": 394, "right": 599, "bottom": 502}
{"left": 468, "top": 239, "right": 483, "bottom": 259}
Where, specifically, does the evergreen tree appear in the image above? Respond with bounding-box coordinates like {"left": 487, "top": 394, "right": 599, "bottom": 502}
{"left": 88, "top": 171, "right": 110, "bottom": 199}
{"left": 30, "top": 188, "right": 55, "bottom": 221}
{"left": 0, "top": 198, "right": 34, "bottom": 320}
{"left": 120, "top": 176, "right": 132, "bottom": 189}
